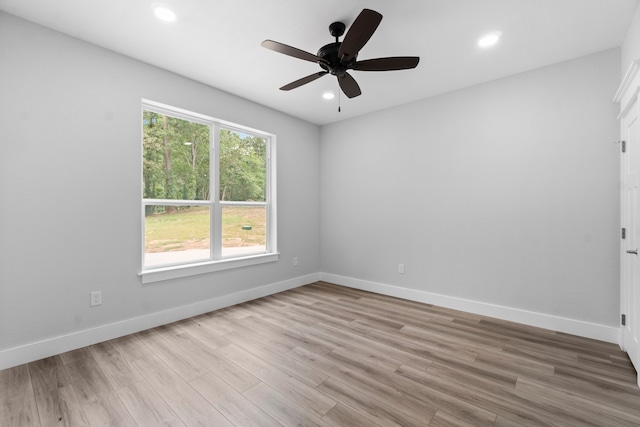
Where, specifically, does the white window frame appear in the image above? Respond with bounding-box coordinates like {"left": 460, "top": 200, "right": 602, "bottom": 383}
{"left": 139, "top": 99, "right": 277, "bottom": 284}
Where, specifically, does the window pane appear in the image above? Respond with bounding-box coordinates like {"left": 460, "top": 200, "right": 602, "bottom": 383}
{"left": 222, "top": 205, "right": 266, "bottom": 257}
{"left": 144, "top": 206, "right": 210, "bottom": 267}
{"left": 219, "top": 129, "right": 266, "bottom": 202}
{"left": 143, "top": 111, "right": 210, "bottom": 200}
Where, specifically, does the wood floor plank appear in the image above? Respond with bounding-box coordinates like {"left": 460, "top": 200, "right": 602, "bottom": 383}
{"left": 269, "top": 290, "right": 318, "bottom": 306}
{"left": 346, "top": 322, "right": 435, "bottom": 369}
{"left": 515, "top": 377, "right": 640, "bottom": 426}
{"left": 89, "top": 340, "right": 142, "bottom": 390}
{"left": 413, "top": 363, "right": 607, "bottom": 426}
{"left": 116, "top": 380, "right": 186, "bottom": 427}
{"left": 174, "top": 332, "right": 261, "bottom": 393}
{"left": 305, "top": 282, "right": 364, "bottom": 300}
{"left": 35, "top": 384, "right": 89, "bottom": 427}
{"left": 343, "top": 317, "right": 478, "bottom": 365}
{"left": 79, "top": 391, "right": 137, "bottom": 427}
{"left": 110, "top": 333, "right": 151, "bottom": 363}
{"left": 132, "top": 355, "right": 232, "bottom": 427}
{"left": 28, "top": 356, "right": 72, "bottom": 396}
{"left": 426, "top": 361, "right": 518, "bottom": 392}
{"left": 287, "top": 345, "right": 440, "bottom": 424}
{"left": 335, "top": 361, "right": 493, "bottom": 426}
{"left": 0, "top": 364, "right": 40, "bottom": 426}
{"left": 367, "top": 361, "right": 501, "bottom": 426}
{"left": 473, "top": 348, "right": 555, "bottom": 378}
{"left": 501, "top": 341, "right": 584, "bottom": 370}
{"left": 173, "top": 318, "right": 231, "bottom": 349}
{"left": 330, "top": 295, "right": 452, "bottom": 327}
{"left": 286, "top": 345, "right": 352, "bottom": 378}
{"left": 228, "top": 338, "right": 328, "bottom": 387}
{"left": 577, "top": 352, "right": 637, "bottom": 375}
{"left": 315, "top": 298, "right": 406, "bottom": 331}
{"left": 494, "top": 415, "right": 528, "bottom": 426}
{"left": 316, "top": 377, "right": 432, "bottom": 427}
{"left": 59, "top": 348, "right": 92, "bottom": 365}
{"left": 194, "top": 311, "right": 239, "bottom": 336}
{"left": 428, "top": 409, "right": 477, "bottom": 427}
{"left": 194, "top": 350, "right": 262, "bottom": 394}
{"left": 190, "top": 373, "right": 281, "bottom": 427}
{"left": 306, "top": 322, "right": 408, "bottom": 371}
{"left": 250, "top": 303, "right": 321, "bottom": 335}
{"left": 554, "top": 363, "right": 640, "bottom": 391}
{"left": 287, "top": 303, "right": 353, "bottom": 329}
{"left": 402, "top": 322, "right": 505, "bottom": 353}
{"left": 516, "top": 367, "right": 640, "bottom": 416}
{"left": 136, "top": 327, "right": 209, "bottom": 382}
{"left": 217, "top": 343, "right": 337, "bottom": 417}
{"left": 148, "top": 318, "right": 261, "bottom": 394}
{"left": 326, "top": 346, "right": 401, "bottom": 374}
{"left": 478, "top": 318, "right": 558, "bottom": 339}
{"left": 399, "top": 364, "right": 561, "bottom": 426}
{"left": 235, "top": 315, "right": 302, "bottom": 352}
{"left": 241, "top": 306, "right": 330, "bottom": 354}
{"left": 221, "top": 304, "right": 254, "bottom": 319}
{"left": 243, "top": 382, "right": 332, "bottom": 427}
{"left": 63, "top": 355, "right": 114, "bottom": 405}
{"left": 322, "top": 402, "right": 383, "bottom": 427}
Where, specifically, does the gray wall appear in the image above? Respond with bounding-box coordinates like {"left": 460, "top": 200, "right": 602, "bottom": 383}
{"left": 0, "top": 12, "right": 321, "bottom": 353}
{"left": 320, "top": 48, "right": 621, "bottom": 326}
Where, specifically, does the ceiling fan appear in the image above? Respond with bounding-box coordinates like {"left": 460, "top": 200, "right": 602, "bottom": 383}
{"left": 261, "top": 9, "right": 420, "bottom": 99}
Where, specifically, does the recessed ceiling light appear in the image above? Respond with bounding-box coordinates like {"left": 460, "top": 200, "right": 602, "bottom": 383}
{"left": 478, "top": 31, "right": 502, "bottom": 48}
{"left": 322, "top": 92, "right": 335, "bottom": 100}
{"left": 154, "top": 6, "right": 177, "bottom": 22}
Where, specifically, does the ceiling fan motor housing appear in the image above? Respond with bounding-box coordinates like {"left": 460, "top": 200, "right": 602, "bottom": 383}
{"left": 317, "top": 42, "right": 356, "bottom": 76}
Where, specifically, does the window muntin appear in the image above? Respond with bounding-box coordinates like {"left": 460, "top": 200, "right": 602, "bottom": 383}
{"left": 141, "top": 101, "right": 275, "bottom": 274}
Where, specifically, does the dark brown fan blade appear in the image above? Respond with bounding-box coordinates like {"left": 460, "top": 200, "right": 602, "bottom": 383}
{"left": 262, "top": 40, "right": 324, "bottom": 64}
{"left": 280, "top": 71, "right": 329, "bottom": 91}
{"left": 338, "top": 9, "right": 382, "bottom": 62}
{"left": 338, "top": 72, "right": 361, "bottom": 98}
{"left": 352, "top": 56, "right": 420, "bottom": 71}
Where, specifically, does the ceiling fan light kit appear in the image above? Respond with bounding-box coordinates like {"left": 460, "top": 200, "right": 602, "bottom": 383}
{"left": 261, "top": 9, "right": 420, "bottom": 100}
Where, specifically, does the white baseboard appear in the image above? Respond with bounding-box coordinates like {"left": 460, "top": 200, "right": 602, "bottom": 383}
{"left": 0, "top": 273, "right": 320, "bottom": 371}
{"left": 319, "top": 272, "right": 620, "bottom": 344}
{"left": 1, "top": 271, "right": 621, "bottom": 370}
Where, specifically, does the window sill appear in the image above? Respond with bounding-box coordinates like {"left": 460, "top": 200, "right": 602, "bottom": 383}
{"left": 139, "top": 253, "right": 279, "bottom": 284}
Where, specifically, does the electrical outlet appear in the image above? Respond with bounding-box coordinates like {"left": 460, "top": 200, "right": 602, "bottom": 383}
{"left": 398, "top": 264, "right": 405, "bottom": 274}
{"left": 293, "top": 257, "right": 298, "bottom": 266}
{"left": 90, "top": 291, "right": 102, "bottom": 307}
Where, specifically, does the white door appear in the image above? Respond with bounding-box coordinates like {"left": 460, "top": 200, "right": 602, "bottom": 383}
{"left": 621, "top": 100, "right": 640, "bottom": 384}
{"left": 618, "top": 62, "right": 640, "bottom": 386}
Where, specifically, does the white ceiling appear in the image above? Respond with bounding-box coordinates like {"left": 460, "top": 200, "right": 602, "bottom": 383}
{"left": 1, "top": 0, "right": 638, "bottom": 125}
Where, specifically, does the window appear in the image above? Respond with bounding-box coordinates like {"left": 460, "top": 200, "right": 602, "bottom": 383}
{"left": 141, "top": 100, "right": 277, "bottom": 283}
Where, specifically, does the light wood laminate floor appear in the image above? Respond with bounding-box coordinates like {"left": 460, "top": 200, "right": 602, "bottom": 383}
{"left": 2, "top": 281, "right": 639, "bottom": 426}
